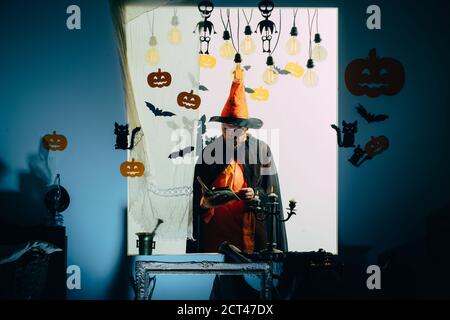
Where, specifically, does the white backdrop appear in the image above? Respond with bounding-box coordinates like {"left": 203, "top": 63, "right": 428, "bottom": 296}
{"left": 199, "top": 8, "right": 338, "bottom": 253}
{"left": 125, "top": 6, "right": 338, "bottom": 254}
{"left": 126, "top": 7, "right": 200, "bottom": 254}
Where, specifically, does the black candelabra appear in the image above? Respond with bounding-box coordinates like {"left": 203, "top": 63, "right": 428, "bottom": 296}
{"left": 249, "top": 190, "right": 297, "bottom": 254}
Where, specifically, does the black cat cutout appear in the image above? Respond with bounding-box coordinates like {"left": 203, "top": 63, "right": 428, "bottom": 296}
{"left": 331, "top": 121, "right": 358, "bottom": 148}
{"left": 198, "top": 114, "right": 206, "bottom": 135}
{"left": 348, "top": 145, "right": 371, "bottom": 167}
{"left": 348, "top": 136, "right": 390, "bottom": 167}
{"left": 114, "top": 123, "right": 141, "bottom": 150}
{"left": 168, "top": 146, "right": 195, "bottom": 159}
{"left": 146, "top": 102, "right": 176, "bottom": 117}
{"left": 356, "top": 104, "right": 389, "bottom": 123}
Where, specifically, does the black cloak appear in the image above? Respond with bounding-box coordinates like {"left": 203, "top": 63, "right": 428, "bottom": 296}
{"left": 187, "top": 134, "right": 288, "bottom": 253}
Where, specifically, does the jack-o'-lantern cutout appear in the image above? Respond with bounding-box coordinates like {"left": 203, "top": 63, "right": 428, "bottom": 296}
{"left": 147, "top": 68, "right": 172, "bottom": 88}
{"left": 250, "top": 86, "right": 270, "bottom": 101}
{"left": 199, "top": 54, "right": 216, "bottom": 69}
{"left": 345, "top": 49, "right": 405, "bottom": 97}
{"left": 120, "top": 158, "right": 145, "bottom": 177}
{"left": 177, "top": 90, "right": 201, "bottom": 109}
{"left": 364, "top": 136, "right": 389, "bottom": 158}
{"left": 43, "top": 131, "right": 68, "bottom": 151}
{"left": 285, "top": 62, "right": 305, "bottom": 78}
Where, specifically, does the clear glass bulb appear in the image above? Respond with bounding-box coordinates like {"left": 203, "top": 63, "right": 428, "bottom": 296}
{"left": 145, "top": 47, "right": 160, "bottom": 65}
{"left": 263, "top": 66, "right": 279, "bottom": 85}
{"left": 240, "top": 36, "right": 256, "bottom": 55}
{"left": 219, "top": 40, "right": 236, "bottom": 59}
{"left": 303, "top": 68, "right": 319, "bottom": 88}
{"left": 286, "top": 36, "right": 301, "bottom": 55}
{"left": 312, "top": 44, "right": 328, "bottom": 62}
{"left": 230, "top": 64, "right": 245, "bottom": 81}
{"left": 167, "top": 26, "right": 182, "bottom": 44}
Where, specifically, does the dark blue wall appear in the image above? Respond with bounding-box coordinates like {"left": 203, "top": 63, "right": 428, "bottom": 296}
{"left": 1, "top": 0, "right": 449, "bottom": 299}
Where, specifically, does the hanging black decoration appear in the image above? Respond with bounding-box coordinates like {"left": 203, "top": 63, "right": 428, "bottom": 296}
{"left": 146, "top": 101, "right": 176, "bottom": 117}
{"left": 255, "top": 0, "right": 278, "bottom": 53}
{"left": 330, "top": 121, "right": 358, "bottom": 148}
{"left": 114, "top": 122, "right": 141, "bottom": 150}
{"left": 348, "top": 145, "right": 370, "bottom": 167}
{"left": 356, "top": 104, "right": 389, "bottom": 123}
{"left": 193, "top": 0, "right": 217, "bottom": 54}
{"left": 168, "top": 146, "right": 195, "bottom": 159}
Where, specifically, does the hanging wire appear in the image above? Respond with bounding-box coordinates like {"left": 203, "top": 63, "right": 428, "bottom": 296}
{"left": 228, "top": 9, "right": 240, "bottom": 53}
{"left": 220, "top": 8, "right": 230, "bottom": 31}
{"left": 269, "top": 9, "right": 282, "bottom": 56}
{"left": 146, "top": 12, "right": 152, "bottom": 34}
{"left": 242, "top": 8, "right": 253, "bottom": 26}
{"left": 152, "top": 10, "right": 155, "bottom": 35}
{"left": 237, "top": 9, "right": 240, "bottom": 52}
{"left": 307, "top": 9, "right": 318, "bottom": 59}
{"left": 316, "top": 8, "right": 319, "bottom": 33}
{"left": 292, "top": 8, "right": 299, "bottom": 27}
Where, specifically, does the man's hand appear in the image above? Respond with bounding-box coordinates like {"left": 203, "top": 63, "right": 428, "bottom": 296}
{"left": 200, "top": 193, "right": 219, "bottom": 209}
{"left": 237, "top": 187, "right": 255, "bottom": 201}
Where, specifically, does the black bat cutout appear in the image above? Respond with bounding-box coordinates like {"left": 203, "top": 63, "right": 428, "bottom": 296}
{"left": 146, "top": 102, "right": 176, "bottom": 117}
{"left": 356, "top": 104, "right": 389, "bottom": 123}
{"left": 243, "top": 65, "right": 252, "bottom": 71}
{"left": 205, "top": 136, "right": 216, "bottom": 146}
{"left": 274, "top": 66, "right": 290, "bottom": 75}
{"left": 168, "top": 146, "right": 195, "bottom": 159}
{"left": 245, "top": 87, "right": 255, "bottom": 93}
{"left": 199, "top": 85, "right": 209, "bottom": 91}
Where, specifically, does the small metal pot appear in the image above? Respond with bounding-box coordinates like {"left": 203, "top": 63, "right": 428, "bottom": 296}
{"left": 136, "top": 232, "right": 156, "bottom": 255}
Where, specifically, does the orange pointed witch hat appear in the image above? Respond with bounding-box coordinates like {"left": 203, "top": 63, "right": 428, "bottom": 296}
{"left": 210, "top": 67, "right": 263, "bottom": 129}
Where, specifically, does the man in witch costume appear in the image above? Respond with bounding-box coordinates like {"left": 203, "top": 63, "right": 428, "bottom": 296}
{"left": 189, "top": 67, "right": 287, "bottom": 254}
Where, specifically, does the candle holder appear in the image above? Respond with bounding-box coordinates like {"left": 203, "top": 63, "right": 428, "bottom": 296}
{"left": 249, "top": 191, "right": 297, "bottom": 254}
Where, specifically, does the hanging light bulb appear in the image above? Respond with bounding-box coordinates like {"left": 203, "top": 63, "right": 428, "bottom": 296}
{"left": 303, "top": 58, "right": 319, "bottom": 88}
{"left": 312, "top": 33, "right": 328, "bottom": 62}
{"left": 240, "top": 25, "right": 256, "bottom": 55}
{"left": 286, "top": 25, "right": 301, "bottom": 55}
{"left": 167, "top": 13, "right": 182, "bottom": 45}
{"left": 230, "top": 53, "right": 245, "bottom": 80}
{"left": 263, "top": 56, "right": 278, "bottom": 85}
{"left": 220, "top": 30, "right": 236, "bottom": 59}
{"left": 145, "top": 35, "right": 160, "bottom": 65}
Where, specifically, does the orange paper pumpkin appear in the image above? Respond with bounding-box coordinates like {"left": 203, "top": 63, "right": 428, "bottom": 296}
{"left": 43, "top": 131, "right": 68, "bottom": 151}
{"left": 177, "top": 90, "right": 201, "bottom": 109}
{"left": 199, "top": 54, "right": 216, "bottom": 69}
{"left": 147, "top": 68, "right": 172, "bottom": 88}
{"left": 250, "top": 86, "right": 270, "bottom": 101}
{"left": 120, "top": 159, "right": 145, "bottom": 177}
{"left": 365, "top": 136, "right": 389, "bottom": 158}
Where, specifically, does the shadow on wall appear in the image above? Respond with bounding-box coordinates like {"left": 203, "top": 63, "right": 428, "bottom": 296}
{"left": 377, "top": 206, "right": 450, "bottom": 299}
{"left": 0, "top": 138, "right": 51, "bottom": 226}
{"left": 107, "top": 207, "right": 132, "bottom": 299}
